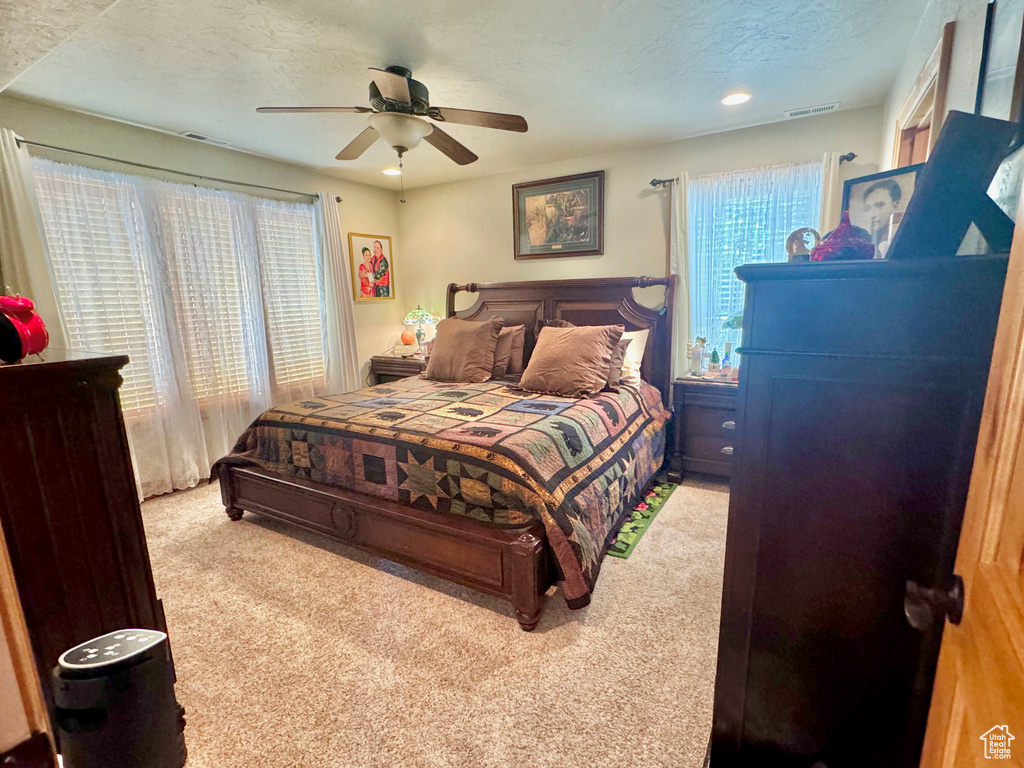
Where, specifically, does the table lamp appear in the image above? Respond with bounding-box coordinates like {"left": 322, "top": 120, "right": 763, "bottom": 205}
{"left": 403, "top": 306, "right": 439, "bottom": 353}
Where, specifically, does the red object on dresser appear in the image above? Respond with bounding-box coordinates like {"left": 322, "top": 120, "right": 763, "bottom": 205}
{"left": 809, "top": 210, "right": 875, "bottom": 262}
{"left": 0, "top": 294, "right": 49, "bottom": 363}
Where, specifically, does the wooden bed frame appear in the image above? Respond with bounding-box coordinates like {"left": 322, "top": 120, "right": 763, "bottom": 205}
{"left": 219, "top": 275, "right": 676, "bottom": 630}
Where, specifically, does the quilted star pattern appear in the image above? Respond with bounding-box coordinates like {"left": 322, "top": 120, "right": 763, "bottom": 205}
{"left": 216, "top": 376, "right": 671, "bottom": 606}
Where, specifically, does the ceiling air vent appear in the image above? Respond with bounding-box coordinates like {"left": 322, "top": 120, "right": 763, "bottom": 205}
{"left": 179, "top": 131, "right": 229, "bottom": 146}
{"left": 784, "top": 102, "right": 840, "bottom": 120}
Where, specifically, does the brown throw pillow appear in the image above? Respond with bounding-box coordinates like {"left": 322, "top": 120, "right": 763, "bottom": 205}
{"left": 534, "top": 318, "right": 574, "bottom": 337}
{"left": 506, "top": 325, "right": 526, "bottom": 375}
{"left": 491, "top": 325, "right": 526, "bottom": 378}
{"left": 425, "top": 316, "right": 503, "bottom": 383}
{"left": 605, "top": 336, "right": 632, "bottom": 391}
{"left": 520, "top": 324, "right": 624, "bottom": 397}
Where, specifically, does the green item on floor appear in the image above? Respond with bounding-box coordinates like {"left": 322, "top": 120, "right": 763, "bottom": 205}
{"left": 607, "top": 481, "right": 678, "bottom": 558}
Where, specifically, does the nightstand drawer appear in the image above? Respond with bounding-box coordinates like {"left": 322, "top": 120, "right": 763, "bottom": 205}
{"left": 371, "top": 355, "right": 426, "bottom": 384}
{"left": 684, "top": 433, "right": 735, "bottom": 463}
{"left": 669, "top": 378, "right": 738, "bottom": 481}
{"left": 683, "top": 405, "right": 737, "bottom": 436}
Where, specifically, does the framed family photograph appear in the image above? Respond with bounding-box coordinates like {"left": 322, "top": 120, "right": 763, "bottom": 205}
{"left": 512, "top": 170, "right": 604, "bottom": 260}
{"left": 349, "top": 233, "right": 395, "bottom": 302}
{"left": 842, "top": 165, "right": 923, "bottom": 258}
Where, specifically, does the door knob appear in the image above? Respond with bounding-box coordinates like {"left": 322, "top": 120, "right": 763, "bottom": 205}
{"left": 904, "top": 575, "right": 964, "bottom": 630}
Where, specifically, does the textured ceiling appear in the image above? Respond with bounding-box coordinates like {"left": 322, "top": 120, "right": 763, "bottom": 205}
{"left": 3, "top": 0, "right": 928, "bottom": 190}
{"left": 0, "top": 0, "right": 121, "bottom": 90}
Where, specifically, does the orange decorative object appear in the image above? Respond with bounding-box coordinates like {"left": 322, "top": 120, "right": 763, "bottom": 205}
{"left": 400, "top": 329, "right": 416, "bottom": 346}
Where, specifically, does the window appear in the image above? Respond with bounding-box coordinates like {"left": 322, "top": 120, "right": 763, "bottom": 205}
{"left": 33, "top": 166, "right": 165, "bottom": 411}
{"left": 156, "top": 189, "right": 267, "bottom": 404}
{"left": 254, "top": 200, "right": 325, "bottom": 393}
{"left": 33, "top": 159, "right": 324, "bottom": 410}
{"left": 688, "top": 161, "right": 822, "bottom": 355}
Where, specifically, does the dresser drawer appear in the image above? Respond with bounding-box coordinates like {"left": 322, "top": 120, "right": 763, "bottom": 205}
{"left": 683, "top": 405, "right": 737, "bottom": 436}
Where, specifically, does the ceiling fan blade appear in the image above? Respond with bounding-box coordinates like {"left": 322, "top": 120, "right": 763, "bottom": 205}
{"left": 256, "top": 106, "right": 373, "bottom": 113}
{"left": 336, "top": 127, "right": 379, "bottom": 160}
{"left": 429, "top": 107, "right": 528, "bottom": 133}
{"left": 368, "top": 67, "right": 411, "bottom": 104}
{"left": 424, "top": 125, "right": 478, "bottom": 165}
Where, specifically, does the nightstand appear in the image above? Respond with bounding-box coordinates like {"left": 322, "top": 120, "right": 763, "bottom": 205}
{"left": 370, "top": 354, "right": 426, "bottom": 383}
{"left": 668, "top": 377, "right": 738, "bottom": 481}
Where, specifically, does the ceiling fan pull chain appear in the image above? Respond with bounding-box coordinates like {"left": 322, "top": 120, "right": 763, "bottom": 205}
{"left": 399, "top": 155, "right": 406, "bottom": 203}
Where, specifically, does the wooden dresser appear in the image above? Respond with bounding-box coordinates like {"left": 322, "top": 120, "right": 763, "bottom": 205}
{"left": 669, "top": 378, "right": 738, "bottom": 480}
{"left": 711, "top": 256, "right": 1009, "bottom": 767}
{"left": 0, "top": 351, "right": 170, "bottom": 714}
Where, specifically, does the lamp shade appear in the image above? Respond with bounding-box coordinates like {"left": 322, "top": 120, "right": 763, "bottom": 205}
{"left": 403, "top": 306, "right": 438, "bottom": 327}
{"left": 369, "top": 113, "right": 433, "bottom": 153}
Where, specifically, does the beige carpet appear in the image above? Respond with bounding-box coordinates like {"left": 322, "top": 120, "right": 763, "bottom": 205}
{"left": 141, "top": 478, "right": 729, "bottom": 768}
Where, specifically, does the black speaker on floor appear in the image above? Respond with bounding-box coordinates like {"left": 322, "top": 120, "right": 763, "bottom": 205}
{"left": 52, "top": 629, "right": 186, "bottom": 768}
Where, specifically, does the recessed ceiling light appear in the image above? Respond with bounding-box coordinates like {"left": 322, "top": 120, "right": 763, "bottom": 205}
{"left": 721, "top": 92, "right": 752, "bottom": 106}
{"left": 382, "top": 168, "right": 402, "bottom": 176}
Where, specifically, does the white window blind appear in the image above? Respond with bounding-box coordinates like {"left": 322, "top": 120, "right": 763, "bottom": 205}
{"left": 688, "top": 161, "right": 822, "bottom": 354}
{"left": 31, "top": 158, "right": 328, "bottom": 497}
{"left": 254, "top": 200, "right": 325, "bottom": 393}
{"left": 33, "top": 168, "right": 163, "bottom": 411}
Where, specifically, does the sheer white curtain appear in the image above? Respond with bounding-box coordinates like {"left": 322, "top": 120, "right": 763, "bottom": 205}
{"left": 315, "top": 192, "right": 360, "bottom": 394}
{"left": 668, "top": 174, "right": 690, "bottom": 377}
{"left": 688, "top": 160, "right": 822, "bottom": 355}
{"left": 32, "top": 161, "right": 210, "bottom": 496}
{"left": 0, "top": 129, "right": 66, "bottom": 346}
{"left": 32, "top": 159, "right": 331, "bottom": 497}
{"left": 820, "top": 151, "right": 843, "bottom": 233}
{"left": 144, "top": 181, "right": 272, "bottom": 472}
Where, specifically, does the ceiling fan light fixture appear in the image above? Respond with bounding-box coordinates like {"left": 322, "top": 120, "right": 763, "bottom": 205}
{"left": 368, "top": 113, "right": 433, "bottom": 153}
{"left": 382, "top": 168, "right": 402, "bottom": 176}
{"left": 721, "top": 91, "right": 752, "bottom": 106}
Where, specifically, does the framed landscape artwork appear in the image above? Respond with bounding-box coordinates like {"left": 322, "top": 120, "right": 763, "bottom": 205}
{"left": 512, "top": 170, "right": 604, "bottom": 260}
{"left": 348, "top": 233, "right": 395, "bottom": 302}
{"left": 842, "top": 165, "right": 923, "bottom": 258}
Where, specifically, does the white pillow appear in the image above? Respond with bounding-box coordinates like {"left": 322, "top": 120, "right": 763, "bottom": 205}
{"left": 619, "top": 329, "right": 649, "bottom": 387}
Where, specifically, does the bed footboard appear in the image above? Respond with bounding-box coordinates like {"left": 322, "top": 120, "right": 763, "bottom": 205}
{"left": 218, "top": 466, "right": 551, "bottom": 631}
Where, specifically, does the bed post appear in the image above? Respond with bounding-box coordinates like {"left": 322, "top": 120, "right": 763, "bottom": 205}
{"left": 510, "top": 530, "right": 545, "bottom": 631}
{"left": 218, "top": 467, "right": 244, "bottom": 521}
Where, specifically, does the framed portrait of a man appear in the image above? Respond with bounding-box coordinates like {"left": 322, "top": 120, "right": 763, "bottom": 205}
{"left": 348, "top": 233, "right": 395, "bottom": 302}
{"left": 842, "top": 165, "right": 924, "bottom": 258}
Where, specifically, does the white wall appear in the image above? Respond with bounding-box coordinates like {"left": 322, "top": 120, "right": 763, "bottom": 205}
{"left": 0, "top": 95, "right": 403, "bottom": 382}
{"left": 396, "top": 106, "right": 884, "bottom": 318}
{"left": 0, "top": 96, "right": 887, "bottom": 374}
{"left": 880, "top": 0, "right": 991, "bottom": 168}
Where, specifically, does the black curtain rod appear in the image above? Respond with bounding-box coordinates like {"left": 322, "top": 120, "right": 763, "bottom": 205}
{"left": 649, "top": 152, "right": 858, "bottom": 189}
{"left": 16, "top": 138, "right": 322, "bottom": 201}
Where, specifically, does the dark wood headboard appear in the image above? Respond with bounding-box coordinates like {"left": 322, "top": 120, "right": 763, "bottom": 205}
{"left": 446, "top": 276, "right": 677, "bottom": 398}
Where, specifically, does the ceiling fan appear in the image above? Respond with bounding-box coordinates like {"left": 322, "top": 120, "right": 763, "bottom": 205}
{"left": 257, "top": 66, "right": 528, "bottom": 166}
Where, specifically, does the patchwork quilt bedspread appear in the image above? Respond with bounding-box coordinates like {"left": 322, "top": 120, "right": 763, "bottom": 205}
{"left": 216, "top": 376, "right": 670, "bottom": 607}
